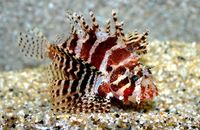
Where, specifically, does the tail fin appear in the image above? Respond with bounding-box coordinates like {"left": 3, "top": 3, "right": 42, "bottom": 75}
{"left": 17, "top": 28, "right": 49, "bottom": 59}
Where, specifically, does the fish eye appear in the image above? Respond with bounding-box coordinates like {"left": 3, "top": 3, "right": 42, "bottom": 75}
{"left": 131, "top": 75, "right": 139, "bottom": 82}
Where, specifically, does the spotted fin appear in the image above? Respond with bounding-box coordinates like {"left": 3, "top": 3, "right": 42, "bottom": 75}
{"left": 112, "top": 10, "right": 125, "bottom": 39}
{"left": 104, "top": 19, "right": 111, "bottom": 35}
{"left": 89, "top": 11, "right": 100, "bottom": 31}
{"left": 17, "top": 28, "right": 49, "bottom": 59}
{"left": 55, "top": 33, "right": 66, "bottom": 44}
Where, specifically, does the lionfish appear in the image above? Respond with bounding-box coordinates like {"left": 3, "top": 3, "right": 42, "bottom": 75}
{"left": 18, "top": 10, "right": 158, "bottom": 113}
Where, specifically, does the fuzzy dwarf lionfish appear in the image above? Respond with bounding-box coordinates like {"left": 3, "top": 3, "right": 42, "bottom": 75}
{"left": 18, "top": 10, "right": 158, "bottom": 113}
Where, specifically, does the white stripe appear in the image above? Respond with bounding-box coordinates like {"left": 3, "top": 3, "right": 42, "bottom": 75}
{"left": 87, "top": 40, "right": 101, "bottom": 63}
{"left": 76, "top": 67, "right": 87, "bottom": 92}
{"left": 87, "top": 32, "right": 111, "bottom": 63}
{"left": 105, "top": 51, "right": 135, "bottom": 84}
{"left": 94, "top": 75, "right": 103, "bottom": 94}
{"left": 74, "top": 39, "right": 83, "bottom": 58}
{"left": 135, "top": 77, "right": 142, "bottom": 103}
{"left": 107, "top": 54, "right": 138, "bottom": 82}
{"left": 106, "top": 92, "right": 114, "bottom": 99}
{"left": 66, "top": 38, "right": 70, "bottom": 48}
{"left": 60, "top": 80, "right": 66, "bottom": 96}
{"left": 67, "top": 80, "right": 73, "bottom": 95}
{"left": 119, "top": 96, "right": 124, "bottom": 100}
{"left": 112, "top": 71, "right": 128, "bottom": 85}
{"left": 99, "top": 44, "right": 123, "bottom": 73}
{"left": 62, "top": 48, "right": 78, "bottom": 79}
{"left": 85, "top": 71, "right": 95, "bottom": 93}
{"left": 57, "top": 55, "right": 65, "bottom": 79}
{"left": 61, "top": 57, "right": 67, "bottom": 78}
{"left": 67, "top": 56, "right": 73, "bottom": 79}
{"left": 73, "top": 61, "right": 80, "bottom": 77}
{"left": 115, "top": 82, "right": 131, "bottom": 96}
{"left": 118, "top": 54, "right": 138, "bottom": 66}
{"left": 131, "top": 77, "right": 142, "bottom": 104}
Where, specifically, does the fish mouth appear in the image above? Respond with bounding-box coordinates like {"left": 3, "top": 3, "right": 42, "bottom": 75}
{"left": 126, "top": 76, "right": 158, "bottom": 104}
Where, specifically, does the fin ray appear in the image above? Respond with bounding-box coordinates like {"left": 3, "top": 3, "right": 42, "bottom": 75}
{"left": 125, "top": 31, "right": 149, "bottom": 55}
{"left": 50, "top": 81, "right": 111, "bottom": 113}
{"left": 72, "top": 93, "right": 111, "bottom": 113}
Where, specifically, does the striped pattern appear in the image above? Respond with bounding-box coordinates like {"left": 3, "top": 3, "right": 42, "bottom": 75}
{"left": 48, "top": 45, "right": 107, "bottom": 113}
{"left": 18, "top": 10, "right": 158, "bottom": 113}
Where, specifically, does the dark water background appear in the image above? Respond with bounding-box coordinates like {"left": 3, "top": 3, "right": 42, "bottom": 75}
{"left": 0, "top": 0, "right": 199, "bottom": 71}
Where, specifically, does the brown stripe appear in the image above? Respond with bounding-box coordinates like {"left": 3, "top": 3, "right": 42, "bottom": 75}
{"left": 80, "top": 33, "right": 97, "bottom": 61}
{"left": 70, "top": 58, "right": 97, "bottom": 95}
{"left": 68, "top": 34, "right": 78, "bottom": 53}
{"left": 90, "top": 36, "right": 117, "bottom": 69}
{"left": 106, "top": 48, "right": 130, "bottom": 69}
{"left": 79, "top": 66, "right": 93, "bottom": 93}
{"left": 62, "top": 49, "right": 84, "bottom": 79}
{"left": 110, "top": 66, "right": 126, "bottom": 83}
{"left": 63, "top": 53, "right": 76, "bottom": 79}
{"left": 70, "top": 65, "right": 87, "bottom": 94}
{"left": 124, "top": 59, "right": 139, "bottom": 71}
{"left": 62, "top": 80, "right": 70, "bottom": 95}
{"left": 111, "top": 77, "right": 129, "bottom": 92}
{"left": 70, "top": 79, "right": 80, "bottom": 94}
{"left": 123, "top": 86, "right": 134, "bottom": 102}
{"left": 61, "top": 37, "right": 70, "bottom": 49}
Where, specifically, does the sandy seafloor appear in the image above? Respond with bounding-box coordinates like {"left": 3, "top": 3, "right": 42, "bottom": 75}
{"left": 0, "top": 41, "right": 200, "bottom": 129}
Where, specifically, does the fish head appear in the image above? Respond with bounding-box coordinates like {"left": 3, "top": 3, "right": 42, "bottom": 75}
{"left": 127, "top": 67, "right": 158, "bottom": 104}
{"left": 108, "top": 66, "right": 158, "bottom": 105}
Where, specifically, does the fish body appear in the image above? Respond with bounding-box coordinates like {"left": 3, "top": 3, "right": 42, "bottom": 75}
{"left": 18, "top": 10, "right": 158, "bottom": 113}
